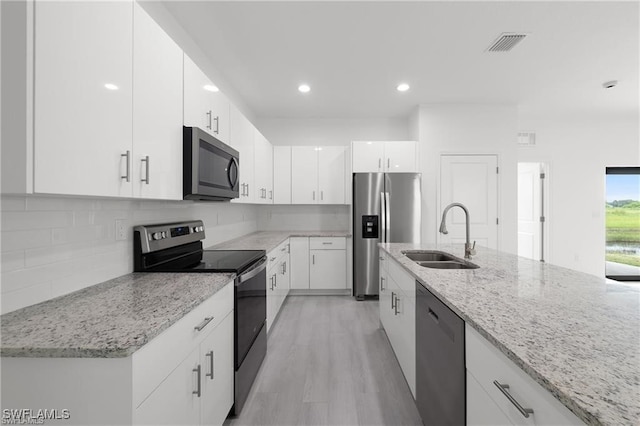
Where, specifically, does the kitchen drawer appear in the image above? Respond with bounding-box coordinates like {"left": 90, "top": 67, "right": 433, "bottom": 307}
{"left": 132, "top": 281, "right": 234, "bottom": 408}
{"left": 309, "top": 237, "right": 346, "bottom": 250}
{"left": 387, "top": 256, "right": 414, "bottom": 295}
{"left": 267, "top": 239, "right": 288, "bottom": 270}
{"left": 466, "top": 325, "right": 582, "bottom": 426}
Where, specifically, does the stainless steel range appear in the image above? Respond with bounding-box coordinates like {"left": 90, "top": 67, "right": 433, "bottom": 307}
{"left": 133, "top": 220, "right": 266, "bottom": 416}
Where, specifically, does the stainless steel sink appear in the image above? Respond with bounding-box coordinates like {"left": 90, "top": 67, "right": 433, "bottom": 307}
{"left": 417, "top": 261, "right": 479, "bottom": 270}
{"left": 402, "top": 250, "right": 479, "bottom": 270}
{"left": 402, "top": 250, "right": 458, "bottom": 262}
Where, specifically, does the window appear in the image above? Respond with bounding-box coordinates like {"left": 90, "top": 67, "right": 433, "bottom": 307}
{"left": 605, "top": 167, "right": 640, "bottom": 281}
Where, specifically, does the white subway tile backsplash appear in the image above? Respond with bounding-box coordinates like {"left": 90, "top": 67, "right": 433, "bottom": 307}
{"left": 1, "top": 282, "right": 52, "bottom": 314}
{"left": 1, "top": 229, "right": 53, "bottom": 251}
{"left": 2, "top": 211, "right": 74, "bottom": 230}
{"left": 1, "top": 251, "right": 25, "bottom": 273}
{"left": 1, "top": 195, "right": 260, "bottom": 314}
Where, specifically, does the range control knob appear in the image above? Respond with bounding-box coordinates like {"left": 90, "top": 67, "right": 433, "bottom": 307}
{"left": 161, "top": 231, "right": 167, "bottom": 238}
{"left": 152, "top": 232, "right": 162, "bottom": 240}
{"left": 198, "top": 226, "right": 204, "bottom": 232}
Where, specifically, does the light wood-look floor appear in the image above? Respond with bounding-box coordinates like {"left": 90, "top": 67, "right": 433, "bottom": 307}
{"left": 225, "top": 296, "right": 423, "bottom": 426}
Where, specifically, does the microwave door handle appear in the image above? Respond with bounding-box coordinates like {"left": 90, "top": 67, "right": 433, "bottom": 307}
{"left": 228, "top": 157, "right": 239, "bottom": 188}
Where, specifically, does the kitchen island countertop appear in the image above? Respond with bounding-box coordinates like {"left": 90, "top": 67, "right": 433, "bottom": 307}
{"left": 380, "top": 242, "right": 640, "bottom": 426}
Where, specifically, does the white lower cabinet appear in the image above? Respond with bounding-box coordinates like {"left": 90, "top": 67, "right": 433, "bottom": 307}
{"left": 466, "top": 325, "right": 583, "bottom": 426}
{"left": 378, "top": 252, "right": 415, "bottom": 397}
{"left": 309, "top": 238, "right": 347, "bottom": 290}
{"left": 266, "top": 239, "right": 290, "bottom": 333}
{"left": 1, "top": 282, "right": 234, "bottom": 426}
{"left": 289, "top": 237, "right": 310, "bottom": 290}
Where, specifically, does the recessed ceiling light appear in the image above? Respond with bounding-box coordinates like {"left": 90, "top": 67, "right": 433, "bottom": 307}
{"left": 396, "top": 83, "right": 410, "bottom": 92}
{"left": 203, "top": 84, "right": 219, "bottom": 92}
{"left": 104, "top": 83, "right": 119, "bottom": 91}
{"left": 298, "top": 84, "right": 311, "bottom": 93}
{"left": 602, "top": 80, "right": 618, "bottom": 89}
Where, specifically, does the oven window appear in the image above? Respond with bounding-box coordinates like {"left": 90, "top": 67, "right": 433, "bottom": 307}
{"left": 199, "top": 141, "right": 234, "bottom": 189}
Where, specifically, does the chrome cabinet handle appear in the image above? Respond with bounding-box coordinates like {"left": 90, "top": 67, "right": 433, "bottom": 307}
{"left": 391, "top": 291, "right": 396, "bottom": 310}
{"left": 322, "top": 242, "right": 332, "bottom": 245}
{"left": 378, "top": 158, "right": 382, "bottom": 170}
{"left": 194, "top": 317, "right": 214, "bottom": 332}
{"left": 283, "top": 261, "right": 287, "bottom": 273}
{"left": 214, "top": 116, "right": 219, "bottom": 134}
{"left": 269, "top": 190, "right": 272, "bottom": 200}
{"left": 493, "top": 381, "right": 534, "bottom": 418}
{"left": 193, "top": 365, "right": 201, "bottom": 397}
{"left": 312, "top": 191, "right": 315, "bottom": 201}
{"left": 270, "top": 256, "right": 277, "bottom": 262}
{"left": 206, "top": 110, "right": 212, "bottom": 130}
{"left": 121, "top": 151, "right": 130, "bottom": 182}
{"left": 394, "top": 296, "right": 399, "bottom": 315}
{"left": 287, "top": 244, "right": 290, "bottom": 253}
{"left": 320, "top": 190, "right": 324, "bottom": 201}
{"left": 312, "top": 254, "right": 315, "bottom": 265}
{"left": 246, "top": 184, "right": 249, "bottom": 197}
{"left": 206, "top": 351, "right": 214, "bottom": 380}
{"left": 273, "top": 273, "right": 277, "bottom": 287}
{"left": 387, "top": 158, "right": 390, "bottom": 169}
{"left": 380, "top": 276, "right": 385, "bottom": 291}
{"left": 141, "top": 156, "right": 150, "bottom": 184}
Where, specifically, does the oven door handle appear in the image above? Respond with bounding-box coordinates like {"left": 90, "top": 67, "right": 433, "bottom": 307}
{"left": 238, "top": 257, "right": 267, "bottom": 283}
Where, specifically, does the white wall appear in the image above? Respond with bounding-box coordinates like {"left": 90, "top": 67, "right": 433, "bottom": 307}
{"left": 416, "top": 105, "right": 519, "bottom": 254}
{"left": 254, "top": 117, "right": 409, "bottom": 146}
{"left": 0, "top": 196, "right": 258, "bottom": 314}
{"left": 517, "top": 113, "right": 639, "bottom": 277}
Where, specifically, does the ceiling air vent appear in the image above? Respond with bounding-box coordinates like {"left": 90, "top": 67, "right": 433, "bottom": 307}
{"left": 487, "top": 33, "right": 528, "bottom": 52}
{"left": 517, "top": 132, "right": 536, "bottom": 147}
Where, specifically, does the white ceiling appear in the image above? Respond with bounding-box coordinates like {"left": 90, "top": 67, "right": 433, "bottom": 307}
{"left": 162, "top": 1, "right": 639, "bottom": 119}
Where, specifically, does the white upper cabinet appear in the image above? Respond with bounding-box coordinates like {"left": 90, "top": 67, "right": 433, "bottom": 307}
{"left": 352, "top": 141, "right": 418, "bottom": 173}
{"left": 318, "top": 146, "right": 346, "bottom": 204}
{"left": 230, "top": 105, "right": 255, "bottom": 204}
{"left": 34, "top": 0, "right": 134, "bottom": 197}
{"left": 183, "top": 55, "right": 230, "bottom": 145}
{"left": 273, "top": 146, "right": 292, "bottom": 204}
{"left": 132, "top": 2, "right": 183, "bottom": 200}
{"left": 291, "top": 146, "right": 346, "bottom": 204}
{"left": 253, "top": 129, "right": 273, "bottom": 204}
{"left": 291, "top": 147, "right": 319, "bottom": 204}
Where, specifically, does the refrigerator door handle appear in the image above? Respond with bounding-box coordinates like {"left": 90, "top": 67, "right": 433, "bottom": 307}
{"left": 384, "top": 192, "right": 390, "bottom": 242}
{"left": 380, "top": 192, "right": 387, "bottom": 243}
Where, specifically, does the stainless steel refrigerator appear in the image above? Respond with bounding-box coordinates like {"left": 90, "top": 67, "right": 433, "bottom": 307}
{"left": 353, "top": 173, "right": 422, "bottom": 299}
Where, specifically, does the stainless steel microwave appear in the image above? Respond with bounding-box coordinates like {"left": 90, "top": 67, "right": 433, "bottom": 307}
{"left": 183, "top": 126, "right": 239, "bottom": 201}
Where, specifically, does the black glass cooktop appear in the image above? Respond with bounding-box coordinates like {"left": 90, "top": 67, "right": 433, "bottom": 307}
{"left": 148, "top": 249, "right": 265, "bottom": 274}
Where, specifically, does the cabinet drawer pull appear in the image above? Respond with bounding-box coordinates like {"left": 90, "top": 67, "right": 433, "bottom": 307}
{"left": 194, "top": 317, "right": 214, "bottom": 332}
{"left": 206, "top": 110, "right": 212, "bottom": 130}
{"left": 141, "top": 156, "right": 150, "bottom": 184}
{"left": 378, "top": 158, "right": 382, "bottom": 170}
{"left": 121, "top": 151, "right": 130, "bottom": 182}
{"left": 214, "top": 116, "right": 219, "bottom": 134}
{"left": 493, "top": 381, "right": 534, "bottom": 418}
{"left": 380, "top": 276, "right": 385, "bottom": 291}
{"left": 391, "top": 291, "right": 396, "bottom": 310}
{"left": 320, "top": 190, "right": 324, "bottom": 201}
{"left": 193, "top": 365, "right": 201, "bottom": 397}
{"left": 322, "top": 242, "right": 333, "bottom": 245}
{"left": 206, "top": 351, "right": 214, "bottom": 380}
{"left": 394, "top": 296, "right": 400, "bottom": 315}
{"left": 312, "top": 191, "right": 316, "bottom": 201}
{"left": 269, "top": 190, "right": 273, "bottom": 200}
{"left": 387, "top": 158, "right": 390, "bottom": 169}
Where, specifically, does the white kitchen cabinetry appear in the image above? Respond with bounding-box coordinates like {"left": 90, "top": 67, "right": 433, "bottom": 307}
{"left": 253, "top": 129, "right": 273, "bottom": 204}
{"left": 2, "top": 282, "right": 234, "bottom": 426}
{"left": 183, "top": 55, "right": 230, "bottom": 145}
{"left": 466, "top": 325, "right": 583, "bottom": 426}
{"left": 34, "top": 0, "right": 133, "bottom": 197}
{"left": 378, "top": 252, "right": 416, "bottom": 398}
{"left": 309, "top": 237, "right": 347, "bottom": 290}
{"left": 352, "top": 141, "right": 418, "bottom": 173}
{"left": 289, "top": 237, "right": 310, "bottom": 290}
{"left": 132, "top": 2, "right": 182, "bottom": 200}
{"left": 266, "top": 239, "right": 290, "bottom": 333}
{"left": 291, "top": 146, "right": 346, "bottom": 204}
{"left": 230, "top": 105, "right": 255, "bottom": 203}
{"left": 273, "top": 146, "right": 292, "bottom": 204}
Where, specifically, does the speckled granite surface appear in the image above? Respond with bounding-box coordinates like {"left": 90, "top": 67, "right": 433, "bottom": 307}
{"left": 380, "top": 242, "right": 640, "bottom": 426}
{"left": 0, "top": 272, "right": 234, "bottom": 358}
{"left": 208, "top": 230, "right": 350, "bottom": 253}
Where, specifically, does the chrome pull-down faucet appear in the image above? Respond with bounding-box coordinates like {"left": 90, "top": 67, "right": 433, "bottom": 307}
{"left": 439, "top": 202, "right": 476, "bottom": 259}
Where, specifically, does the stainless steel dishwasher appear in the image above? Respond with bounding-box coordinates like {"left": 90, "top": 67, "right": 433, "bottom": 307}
{"left": 416, "top": 281, "right": 465, "bottom": 425}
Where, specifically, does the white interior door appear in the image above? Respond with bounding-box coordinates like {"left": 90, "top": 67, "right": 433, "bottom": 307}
{"left": 518, "top": 163, "right": 542, "bottom": 260}
{"left": 439, "top": 155, "right": 498, "bottom": 249}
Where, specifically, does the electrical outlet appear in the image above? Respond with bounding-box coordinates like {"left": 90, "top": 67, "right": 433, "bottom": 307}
{"left": 115, "top": 219, "right": 127, "bottom": 241}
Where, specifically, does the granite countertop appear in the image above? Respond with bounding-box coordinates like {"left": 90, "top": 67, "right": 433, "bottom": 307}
{"left": 380, "top": 242, "right": 640, "bottom": 426}
{"left": 0, "top": 272, "right": 234, "bottom": 358}
{"left": 209, "top": 230, "right": 350, "bottom": 253}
